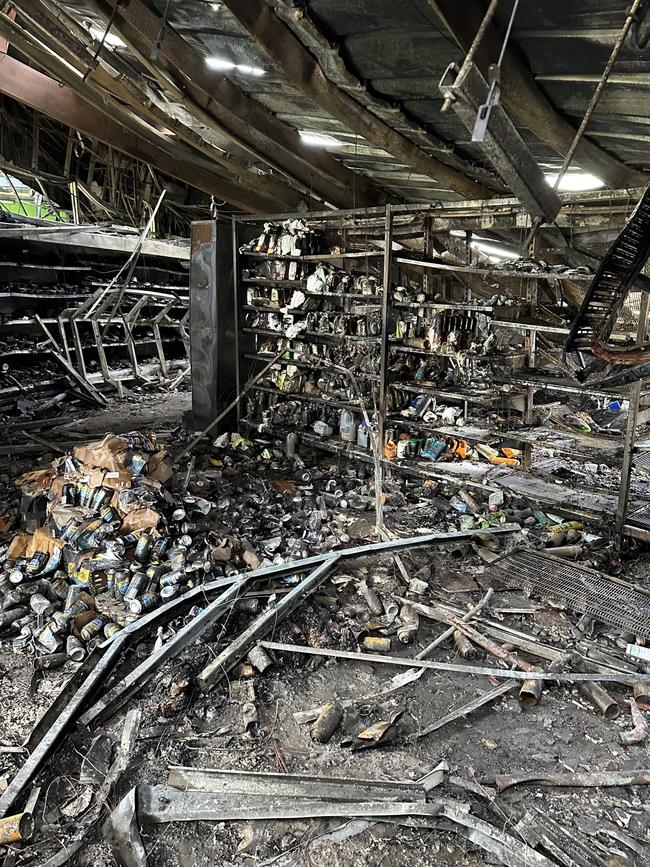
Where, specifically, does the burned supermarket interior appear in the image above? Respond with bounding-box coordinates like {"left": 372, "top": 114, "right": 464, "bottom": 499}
{"left": 5, "top": 2, "right": 650, "bottom": 866}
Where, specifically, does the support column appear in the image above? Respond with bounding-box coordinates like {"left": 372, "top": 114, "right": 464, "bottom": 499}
{"left": 615, "top": 292, "right": 649, "bottom": 541}
{"left": 189, "top": 220, "right": 236, "bottom": 430}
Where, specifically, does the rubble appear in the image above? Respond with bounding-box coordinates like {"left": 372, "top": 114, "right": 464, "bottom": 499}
{"left": 1, "top": 419, "right": 650, "bottom": 866}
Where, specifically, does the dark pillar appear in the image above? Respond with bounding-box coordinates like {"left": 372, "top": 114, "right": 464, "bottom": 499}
{"left": 189, "top": 219, "right": 236, "bottom": 430}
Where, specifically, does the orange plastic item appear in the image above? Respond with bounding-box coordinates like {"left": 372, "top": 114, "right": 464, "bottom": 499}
{"left": 490, "top": 456, "right": 519, "bottom": 466}
{"left": 501, "top": 447, "right": 522, "bottom": 459}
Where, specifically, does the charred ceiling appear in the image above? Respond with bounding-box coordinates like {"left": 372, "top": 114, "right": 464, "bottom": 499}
{"left": 0, "top": 0, "right": 648, "bottom": 223}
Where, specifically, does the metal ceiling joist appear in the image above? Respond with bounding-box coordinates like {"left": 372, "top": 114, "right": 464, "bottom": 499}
{"left": 219, "top": 0, "right": 493, "bottom": 200}
{"left": 14, "top": 0, "right": 306, "bottom": 211}
{"left": 425, "top": 0, "right": 646, "bottom": 189}
{"left": 0, "top": 55, "right": 275, "bottom": 213}
{"left": 93, "top": 0, "right": 384, "bottom": 208}
{"left": 268, "top": 0, "right": 501, "bottom": 192}
{"left": 440, "top": 62, "right": 561, "bottom": 222}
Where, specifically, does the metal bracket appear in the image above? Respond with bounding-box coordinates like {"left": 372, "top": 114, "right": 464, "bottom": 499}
{"left": 472, "top": 63, "right": 501, "bottom": 142}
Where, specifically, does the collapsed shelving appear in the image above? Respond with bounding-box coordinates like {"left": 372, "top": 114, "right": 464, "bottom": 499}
{"left": 0, "top": 225, "right": 191, "bottom": 417}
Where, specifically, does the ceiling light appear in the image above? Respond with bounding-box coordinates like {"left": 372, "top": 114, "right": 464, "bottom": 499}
{"left": 544, "top": 171, "right": 605, "bottom": 192}
{"left": 299, "top": 131, "right": 343, "bottom": 147}
{"left": 205, "top": 57, "right": 265, "bottom": 75}
{"left": 88, "top": 25, "right": 124, "bottom": 48}
{"left": 236, "top": 63, "right": 265, "bottom": 76}
{"left": 205, "top": 57, "right": 236, "bottom": 71}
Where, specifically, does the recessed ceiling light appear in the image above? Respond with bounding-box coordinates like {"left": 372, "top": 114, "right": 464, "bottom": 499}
{"left": 544, "top": 171, "right": 605, "bottom": 192}
{"left": 299, "top": 131, "right": 343, "bottom": 147}
{"left": 205, "top": 57, "right": 265, "bottom": 75}
{"left": 88, "top": 25, "right": 124, "bottom": 48}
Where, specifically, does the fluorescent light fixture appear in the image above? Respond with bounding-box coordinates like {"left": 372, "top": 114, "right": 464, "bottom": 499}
{"left": 448, "top": 230, "right": 517, "bottom": 260}
{"left": 545, "top": 171, "right": 604, "bottom": 192}
{"left": 299, "top": 131, "right": 343, "bottom": 147}
{"left": 205, "top": 57, "right": 265, "bottom": 75}
{"left": 88, "top": 25, "right": 124, "bottom": 48}
{"left": 471, "top": 240, "right": 518, "bottom": 261}
{"left": 236, "top": 63, "right": 265, "bottom": 76}
{"left": 210, "top": 2, "right": 222, "bottom": 9}
{"left": 205, "top": 57, "right": 236, "bottom": 71}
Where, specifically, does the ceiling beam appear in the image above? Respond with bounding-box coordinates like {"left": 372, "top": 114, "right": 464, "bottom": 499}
{"left": 219, "top": 0, "right": 493, "bottom": 200}
{"left": 0, "top": 54, "right": 275, "bottom": 212}
{"left": 424, "top": 0, "right": 646, "bottom": 189}
{"left": 14, "top": 0, "right": 306, "bottom": 210}
{"left": 273, "top": 0, "right": 500, "bottom": 191}
{"left": 93, "top": 0, "right": 384, "bottom": 208}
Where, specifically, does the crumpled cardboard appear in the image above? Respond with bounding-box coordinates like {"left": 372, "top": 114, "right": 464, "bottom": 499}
{"left": 28, "top": 527, "right": 65, "bottom": 556}
{"left": 8, "top": 532, "right": 31, "bottom": 559}
{"left": 8, "top": 527, "right": 65, "bottom": 559}
{"left": 73, "top": 435, "right": 130, "bottom": 473}
{"left": 148, "top": 450, "right": 173, "bottom": 484}
{"left": 120, "top": 508, "right": 160, "bottom": 535}
{"left": 14, "top": 468, "right": 56, "bottom": 490}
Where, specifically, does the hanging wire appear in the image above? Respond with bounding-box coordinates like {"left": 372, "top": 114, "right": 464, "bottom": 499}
{"left": 525, "top": 0, "right": 645, "bottom": 249}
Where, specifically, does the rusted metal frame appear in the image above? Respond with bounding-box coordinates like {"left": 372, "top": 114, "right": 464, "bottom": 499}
{"left": 0, "top": 55, "right": 275, "bottom": 213}
{"left": 378, "top": 204, "right": 393, "bottom": 453}
{"left": 219, "top": 0, "right": 491, "bottom": 199}
{"left": 196, "top": 557, "right": 342, "bottom": 692}
{"left": 122, "top": 296, "right": 151, "bottom": 381}
{"left": 92, "top": 0, "right": 382, "bottom": 208}
{"left": 272, "top": 0, "right": 501, "bottom": 191}
{"left": 151, "top": 300, "right": 175, "bottom": 377}
{"left": 0, "top": 636, "right": 128, "bottom": 820}
{"left": 424, "top": 0, "right": 645, "bottom": 189}
{"left": 89, "top": 318, "right": 113, "bottom": 385}
{"left": 615, "top": 291, "right": 650, "bottom": 541}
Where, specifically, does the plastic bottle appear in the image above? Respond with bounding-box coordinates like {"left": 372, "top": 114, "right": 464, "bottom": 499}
{"left": 339, "top": 409, "right": 357, "bottom": 442}
{"left": 357, "top": 422, "right": 369, "bottom": 450}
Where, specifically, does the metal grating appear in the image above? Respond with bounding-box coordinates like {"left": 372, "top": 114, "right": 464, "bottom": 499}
{"left": 627, "top": 501, "right": 650, "bottom": 530}
{"left": 633, "top": 451, "right": 650, "bottom": 471}
{"left": 490, "top": 550, "right": 650, "bottom": 638}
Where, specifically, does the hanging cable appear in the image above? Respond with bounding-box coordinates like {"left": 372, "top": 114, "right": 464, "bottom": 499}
{"left": 525, "top": 0, "right": 645, "bottom": 250}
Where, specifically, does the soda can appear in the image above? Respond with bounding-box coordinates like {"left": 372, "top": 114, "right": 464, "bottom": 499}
{"left": 134, "top": 534, "right": 152, "bottom": 564}
{"left": 51, "top": 576, "right": 69, "bottom": 600}
{"left": 105, "top": 569, "right": 116, "bottom": 595}
{"left": 160, "top": 570, "right": 183, "bottom": 587}
{"left": 124, "top": 572, "right": 146, "bottom": 602}
{"left": 2, "top": 589, "right": 25, "bottom": 611}
{"left": 11, "top": 634, "right": 31, "bottom": 652}
{"left": 34, "top": 652, "right": 68, "bottom": 671}
{"left": 29, "top": 593, "right": 54, "bottom": 617}
{"left": 78, "top": 483, "right": 94, "bottom": 508}
{"left": 103, "top": 622, "right": 122, "bottom": 640}
{"left": 36, "top": 623, "right": 62, "bottom": 653}
{"left": 90, "top": 487, "right": 111, "bottom": 512}
{"left": 66, "top": 635, "right": 85, "bottom": 661}
{"left": 61, "top": 518, "right": 83, "bottom": 542}
{"left": 0, "top": 606, "right": 29, "bottom": 628}
{"left": 129, "top": 592, "right": 159, "bottom": 615}
{"left": 114, "top": 570, "right": 130, "bottom": 598}
{"left": 61, "top": 483, "right": 73, "bottom": 506}
{"left": 99, "top": 505, "right": 118, "bottom": 524}
{"left": 172, "top": 508, "right": 186, "bottom": 522}
{"left": 160, "top": 583, "right": 179, "bottom": 600}
{"left": 8, "top": 568, "right": 24, "bottom": 585}
{"left": 80, "top": 616, "right": 107, "bottom": 642}
{"left": 152, "top": 537, "right": 168, "bottom": 560}
{"left": 26, "top": 552, "right": 48, "bottom": 577}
